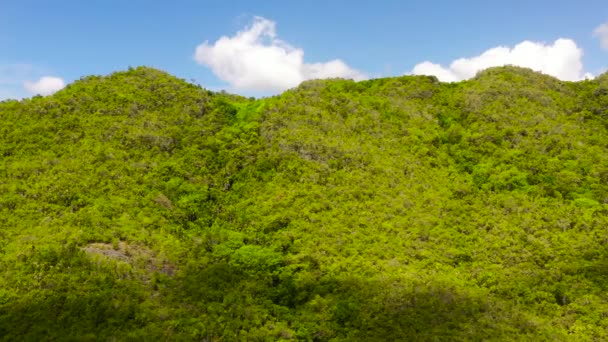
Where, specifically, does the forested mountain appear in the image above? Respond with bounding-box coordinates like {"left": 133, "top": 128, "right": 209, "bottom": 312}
{"left": 1, "top": 66, "right": 608, "bottom": 341}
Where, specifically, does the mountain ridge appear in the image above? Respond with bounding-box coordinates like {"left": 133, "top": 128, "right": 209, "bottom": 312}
{"left": 1, "top": 65, "right": 608, "bottom": 341}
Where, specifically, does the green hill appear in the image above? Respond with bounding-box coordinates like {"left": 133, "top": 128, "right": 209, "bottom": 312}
{"left": 1, "top": 66, "right": 608, "bottom": 341}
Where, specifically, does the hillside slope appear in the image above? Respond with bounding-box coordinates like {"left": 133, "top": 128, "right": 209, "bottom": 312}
{"left": 1, "top": 66, "right": 608, "bottom": 341}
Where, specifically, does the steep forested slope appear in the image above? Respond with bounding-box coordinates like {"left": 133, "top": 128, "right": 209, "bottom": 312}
{"left": 1, "top": 66, "right": 608, "bottom": 341}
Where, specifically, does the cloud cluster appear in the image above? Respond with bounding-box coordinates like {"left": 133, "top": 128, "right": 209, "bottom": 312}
{"left": 411, "top": 39, "right": 591, "bottom": 82}
{"left": 0, "top": 65, "right": 65, "bottom": 100}
{"left": 594, "top": 22, "right": 608, "bottom": 50}
{"left": 24, "top": 76, "right": 66, "bottom": 96}
{"left": 194, "top": 17, "right": 366, "bottom": 92}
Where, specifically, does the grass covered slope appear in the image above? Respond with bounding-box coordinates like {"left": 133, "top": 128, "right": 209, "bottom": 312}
{"left": 1, "top": 66, "right": 608, "bottom": 340}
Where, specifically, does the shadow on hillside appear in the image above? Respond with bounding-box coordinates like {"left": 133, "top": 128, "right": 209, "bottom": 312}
{"left": 1, "top": 260, "right": 560, "bottom": 341}
{"left": 570, "top": 250, "right": 608, "bottom": 294}
{"left": 0, "top": 285, "right": 154, "bottom": 341}
{"left": 299, "top": 276, "right": 552, "bottom": 341}
{"left": 176, "top": 261, "right": 555, "bottom": 341}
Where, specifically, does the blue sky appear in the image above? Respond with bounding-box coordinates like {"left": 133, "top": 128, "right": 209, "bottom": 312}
{"left": 1, "top": 0, "right": 607, "bottom": 99}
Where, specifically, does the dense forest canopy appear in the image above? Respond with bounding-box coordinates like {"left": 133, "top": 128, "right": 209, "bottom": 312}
{"left": 1, "top": 66, "right": 608, "bottom": 341}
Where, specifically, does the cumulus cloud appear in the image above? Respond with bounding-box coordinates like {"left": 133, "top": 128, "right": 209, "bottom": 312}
{"left": 411, "top": 39, "right": 590, "bottom": 82}
{"left": 594, "top": 22, "right": 608, "bottom": 50}
{"left": 24, "top": 76, "right": 65, "bottom": 96}
{"left": 194, "top": 17, "right": 366, "bottom": 92}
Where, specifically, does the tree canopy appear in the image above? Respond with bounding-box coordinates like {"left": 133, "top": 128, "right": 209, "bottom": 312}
{"left": 1, "top": 66, "right": 608, "bottom": 341}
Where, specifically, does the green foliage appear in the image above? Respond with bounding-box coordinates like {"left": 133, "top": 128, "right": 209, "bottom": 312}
{"left": 230, "top": 245, "right": 283, "bottom": 276}
{"left": 2, "top": 66, "right": 608, "bottom": 340}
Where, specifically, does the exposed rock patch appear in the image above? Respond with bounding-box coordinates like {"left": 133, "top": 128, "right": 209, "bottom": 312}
{"left": 81, "top": 241, "right": 175, "bottom": 276}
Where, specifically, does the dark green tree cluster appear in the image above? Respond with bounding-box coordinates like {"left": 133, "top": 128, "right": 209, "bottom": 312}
{"left": 1, "top": 66, "right": 608, "bottom": 341}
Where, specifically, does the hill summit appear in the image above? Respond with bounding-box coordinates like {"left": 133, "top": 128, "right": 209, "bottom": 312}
{"left": 1, "top": 66, "right": 608, "bottom": 340}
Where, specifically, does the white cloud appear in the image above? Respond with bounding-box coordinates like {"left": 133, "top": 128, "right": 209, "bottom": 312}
{"left": 594, "top": 22, "right": 608, "bottom": 50}
{"left": 411, "top": 61, "right": 460, "bottom": 83}
{"left": 24, "top": 76, "right": 65, "bottom": 96}
{"left": 411, "top": 39, "right": 589, "bottom": 82}
{"left": 194, "top": 16, "right": 366, "bottom": 92}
